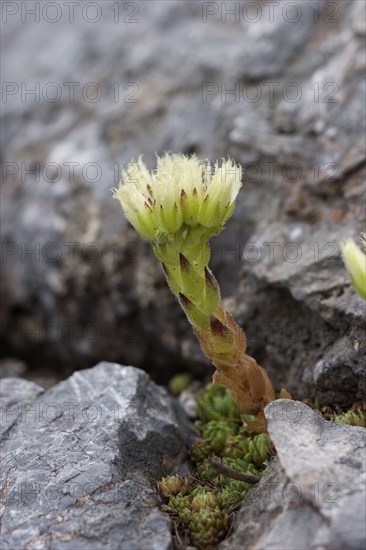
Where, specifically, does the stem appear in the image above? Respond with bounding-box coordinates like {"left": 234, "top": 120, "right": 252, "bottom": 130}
{"left": 159, "top": 240, "right": 277, "bottom": 433}
{"left": 208, "top": 458, "right": 260, "bottom": 484}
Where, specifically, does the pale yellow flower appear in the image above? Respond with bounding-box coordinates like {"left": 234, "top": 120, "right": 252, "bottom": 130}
{"left": 113, "top": 154, "right": 242, "bottom": 242}
{"left": 341, "top": 238, "right": 366, "bottom": 299}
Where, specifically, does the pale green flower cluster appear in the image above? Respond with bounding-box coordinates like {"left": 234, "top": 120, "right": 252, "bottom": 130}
{"left": 113, "top": 154, "right": 242, "bottom": 243}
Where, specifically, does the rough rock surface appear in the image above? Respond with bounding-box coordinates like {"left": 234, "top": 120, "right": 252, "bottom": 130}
{"left": 220, "top": 400, "right": 366, "bottom": 550}
{"left": 0, "top": 377, "right": 44, "bottom": 439}
{"left": 1, "top": 1, "right": 365, "bottom": 402}
{"left": 0, "top": 362, "right": 191, "bottom": 549}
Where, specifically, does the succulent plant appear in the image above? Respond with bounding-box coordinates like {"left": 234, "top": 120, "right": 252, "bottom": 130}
{"left": 223, "top": 457, "right": 261, "bottom": 482}
{"left": 189, "top": 507, "right": 229, "bottom": 549}
{"left": 197, "top": 383, "right": 242, "bottom": 423}
{"left": 202, "top": 420, "right": 238, "bottom": 453}
{"left": 168, "top": 493, "right": 192, "bottom": 523}
{"left": 168, "top": 372, "right": 192, "bottom": 396}
{"left": 156, "top": 475, "right": 190, "bottom": 499}
{"left": 191, "top": 490, "right": 219, "bottom": 511}
{"left": 196, "top": 459, "right": 221, "bottom": 484}
{"left": 334, "top": 409, "right": 366, "bottom": 427}
{"left": 113, "top": 153, "right": 285, "bottom": 432}
{"left": 224, "top": 434, "right": 251, "bottom": 460}
{"left": 248, "top": 434, "right": 271, "bottom": 468}
{"left": 216, "top": 486, "right": 247, "bottom": 509}
{"left": 188, "top": 439, "right": 212, "bottom": 464}
{"left": 157, "top": 381, "right": 275, "bottom": 547}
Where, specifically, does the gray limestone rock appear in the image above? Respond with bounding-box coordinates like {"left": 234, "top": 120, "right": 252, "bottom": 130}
{"left": 220, "top": 399, "right": 366, "bottom": 550}
{"left": 0, "top": 362, "right": 191, "bottom": 549}
{"left": 1, "top": 0, "right": 365, "bottom": 402}
{"left": 0, "top": 377, "right": 44, "bottom": 439}
{"left": 236, "top": 219, "right": 366, "bottom": 405}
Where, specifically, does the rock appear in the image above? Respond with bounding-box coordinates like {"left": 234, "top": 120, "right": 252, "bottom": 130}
{"left": 1, "top": 0, "right": 365, "bottom": 402}
{"left": 0, "top": 377, "right": 44, "bottom": 439}
{"left": 237, "top": 220, "right": 366, "bottom": 405}
{"left": 220, "top": 400, "right": 366, "bottom": 550}
{"left": 224, "top": 0, "right": 366, "bottom": 405}
{"left": 0, "top": 362, "right": 191, "bottom": 549}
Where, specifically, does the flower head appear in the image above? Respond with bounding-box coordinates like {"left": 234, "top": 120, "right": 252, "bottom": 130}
{"left": 113, "top": 154, "right": 242, "bottom": 242}
{"left": 341, "top": 238, "right": 366, "bottom": 299}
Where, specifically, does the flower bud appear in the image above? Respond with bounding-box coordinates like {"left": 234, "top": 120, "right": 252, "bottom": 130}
{"left": 341, "top": 238, "right": 366, "bottom": 299}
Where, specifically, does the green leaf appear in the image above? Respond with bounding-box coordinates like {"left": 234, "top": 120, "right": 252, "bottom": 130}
{"left": 179, "top": 293, "right": 210, "bottom": 332}
{"left": 179, "top": 253, "right": 204, "bottom": 300}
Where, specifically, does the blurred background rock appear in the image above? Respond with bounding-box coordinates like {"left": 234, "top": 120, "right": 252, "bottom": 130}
{"left": 1, "top": 0, "right": 365, "bottom": 404}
